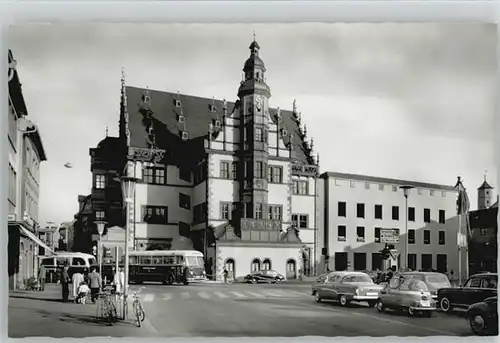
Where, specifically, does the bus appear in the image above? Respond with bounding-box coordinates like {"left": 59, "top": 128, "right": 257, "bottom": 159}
{"left": 104, "top": 250, "right": 207, "bottom": 285}
{"left": 39, "top": 252, "right": 97, "bottom": 282}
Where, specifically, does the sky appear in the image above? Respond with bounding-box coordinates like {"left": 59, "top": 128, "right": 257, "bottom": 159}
{"left": 8, "top": 23, "right": 497, "bottom": 225}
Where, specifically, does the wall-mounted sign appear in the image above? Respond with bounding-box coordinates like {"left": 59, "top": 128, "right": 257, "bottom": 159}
{"left": 381, "top": 229, "right": 400, "bottom": 244}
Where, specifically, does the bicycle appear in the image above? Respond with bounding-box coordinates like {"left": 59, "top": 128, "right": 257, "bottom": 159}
{"left": 97, "top": 289, "right": 118, "bottom": 325}
{"left": 131, "top": 287, "right": 146, "bottom": 327}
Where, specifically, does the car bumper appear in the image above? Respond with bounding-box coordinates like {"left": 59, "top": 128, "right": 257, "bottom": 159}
{"left": 187, "top": 276, "right": 207, "bottom": 282}
{"left": 410, "top": 306, "right": 436, "bottom": 311}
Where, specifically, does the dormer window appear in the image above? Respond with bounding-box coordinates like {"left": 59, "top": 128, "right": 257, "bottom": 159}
{"left": 144, "top": 95, "right": 151, "bottom": 103}
{"left": 281, "top": 128, "right": 288, "bottom": 136}
{"left": 209, "top": 104, "right": 216, "bottom": 112}
{"left": 181, "top": 131, "right": 189, "bottom": 140}
{"left": 214, "top": 120, "right": 221, "bottom": 128}
{"left": 175, "top": 99, "right": 182, "bottom": 107}
{"left": 178, "top": 115, "right": 185, "bottom": 123}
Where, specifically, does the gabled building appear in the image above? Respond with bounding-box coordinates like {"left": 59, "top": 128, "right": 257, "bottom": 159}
{"left": 83, "top": 39, "right": 320, "bottom": 279}
{"left": 7, "top": 49, "right": 50, "bottom": 290}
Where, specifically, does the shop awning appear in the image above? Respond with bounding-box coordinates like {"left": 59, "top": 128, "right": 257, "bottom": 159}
{"left": 19, "top": 226, "right": 56, "bottom": 255}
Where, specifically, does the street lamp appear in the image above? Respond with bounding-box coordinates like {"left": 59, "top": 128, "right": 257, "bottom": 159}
{"left": 95, "top": 221, "right": 107, "bottom": 276}
{"left": 400, "top": 185, "right": 414, "bottom": 271}
{"left": 118, "top": 169, "right": 140, "bottom": 320}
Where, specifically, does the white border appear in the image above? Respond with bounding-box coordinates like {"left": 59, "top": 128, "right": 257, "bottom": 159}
{"left": 1, "top": 1, "right": 498, "bottom": 343}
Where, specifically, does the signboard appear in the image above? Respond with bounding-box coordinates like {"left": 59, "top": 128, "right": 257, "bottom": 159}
{"left": 389, "top": 249, "right": 400, "bottom": 260}
{"left": 457, "top": 232, "right": 468, "bottom": 248}
{"left": 381, "top": 229, "right": 400, "bottom": 244}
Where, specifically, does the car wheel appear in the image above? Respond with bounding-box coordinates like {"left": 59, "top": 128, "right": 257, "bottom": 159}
{"left": 440, "top": 297, "right": 452, "bottom": 313}
{"left": 376, "top": 299, "right": 385, "bottom": 313}
{"left": 408, "top": 307, "right": 415, "bottom": 316}
{"left": 314, "top": 292, "right": 322, "bottom": 303}
{"left": 339, "top": 295, "right": 349, "bottom": 307}
{"left": 469, "top": 314, "right": 488, "bottom": 335}
{"left": 368, "top": 300, "right": 377, "bottom": 308}
{"left": 251, "top": 278, "right": 258, "bottom": 284}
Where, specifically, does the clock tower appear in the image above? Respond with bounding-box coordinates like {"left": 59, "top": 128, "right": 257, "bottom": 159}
{"left": 237, "top": 38, "right": 272, "bottom": 220}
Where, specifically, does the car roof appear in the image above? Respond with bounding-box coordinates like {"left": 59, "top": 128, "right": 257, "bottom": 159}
{"left": 329, "top": 271, "right": 368, "bottom": 276}
{"left": 470, "top": 272, "right": 498, "bottom": 278}
{"left": 398, "top": 272, "right": 445, "bottom": 276}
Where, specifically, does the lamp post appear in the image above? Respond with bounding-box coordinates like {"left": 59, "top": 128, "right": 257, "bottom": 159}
{"left": 119, "top": 170, "right": 140, "bottom": 320}
{"left": 95, "top": 221, "right": 107, "bottom": 276}
{"left": 400, "top": 185, "right": 414, "bottom": 270}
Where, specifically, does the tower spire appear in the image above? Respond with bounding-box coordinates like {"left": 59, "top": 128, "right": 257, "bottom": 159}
{"left": 484, "top": 169, "right": 488, "bottom": 181}
{"left": 105, "top": 126, "right": 108, "bottom": 137}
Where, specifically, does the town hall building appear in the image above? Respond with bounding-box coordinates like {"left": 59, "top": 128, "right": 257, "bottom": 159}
{"left": 84, "top": 39, "right": 320, "bottom": 280}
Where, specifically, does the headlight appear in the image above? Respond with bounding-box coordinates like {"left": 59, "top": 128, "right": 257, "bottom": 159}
{"left": 355, "top": 289, "right": 360, "bottom": 295}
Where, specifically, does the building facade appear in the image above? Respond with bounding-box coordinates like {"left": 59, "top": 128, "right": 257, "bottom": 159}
{"left": 468, "top": 178, "right": 497, "bottom": 276}
{"left": 37, "top": 222, "right": 59, "bottom": 256}
{"left": 59, "top": 221, "right": 75, "bottom": 251}
{"left": 320, "top": 172, "right": 464, "bottom": 278}
{"left": 7, "top": 49, "right": 49, "bottom": 290}
{"left": 72, "top": 194, "right": 94, "bottom": 253}
{"left": 81, "top": 39, "right": 320, "bottom": 279}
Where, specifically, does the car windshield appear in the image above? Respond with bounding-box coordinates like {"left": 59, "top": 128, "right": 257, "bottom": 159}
{"left": 425, "top": 274, "right": 451, "bottom": 287}
{"left": 409, "top": 279, "right": 429, "bottom": 291}
{"left": 342, "top": 275, "right": 373, "bottom": 283}
{"left": 185, "top": 256, "right": 204, "bottom": 268}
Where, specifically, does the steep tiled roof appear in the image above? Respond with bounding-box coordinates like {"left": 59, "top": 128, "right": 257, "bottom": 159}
{"left": 321, "top": 171, "right": 456, "bottom": 191}
{"left": 478, "top": 180, "right": 493, "bottom": 190}
{"left": 124, "top": 86, "right": 312, "bottom": 164}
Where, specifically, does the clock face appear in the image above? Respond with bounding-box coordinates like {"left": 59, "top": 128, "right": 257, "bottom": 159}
{"left": 255, "top": 96, "right": 262, "bottom": 110}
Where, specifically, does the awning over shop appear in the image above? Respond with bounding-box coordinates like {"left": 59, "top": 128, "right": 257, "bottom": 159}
{"left": 19, "top": 226, "right": 56, "bottom": 255}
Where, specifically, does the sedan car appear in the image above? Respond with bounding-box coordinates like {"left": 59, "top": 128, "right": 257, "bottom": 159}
{"left": 437, "top": 273, "right": 497, "bottom": 313}
{"left": 244, "top": 270, "right": 285, "bottom": 284}
{"left": 312, "top": 271, "right": 384, "bottom": 307}
{"left": 376, "top": 274, "right": 437, "bottom": 317}
{"left": 466, "top": 296, "right": 498, "bottom": 336}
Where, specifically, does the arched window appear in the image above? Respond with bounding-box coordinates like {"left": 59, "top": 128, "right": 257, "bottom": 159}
{"left": 286, "top": 259, "right": 297, "bottom": 280}
{"left": 251, "top": 258, "right": 261, "bottom": 272}
{"left": 225, "top": 258, "right": 235, "bottom": 278}
{"left": 262, "top": 259, "right": 271, "bottom": 271}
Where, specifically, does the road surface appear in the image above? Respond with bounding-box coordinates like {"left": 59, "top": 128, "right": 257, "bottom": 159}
{"left": 130, "top": 282, "right": 473, "bottom": 337}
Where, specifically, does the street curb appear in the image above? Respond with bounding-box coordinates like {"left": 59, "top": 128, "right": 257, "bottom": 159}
{"left": 139, "top": 316, "right": 158, "bottom": 334}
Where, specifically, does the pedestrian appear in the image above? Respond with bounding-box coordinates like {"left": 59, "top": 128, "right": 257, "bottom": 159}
{"left": 113, "top": 267, "right": 125, "bottom": 297}
{"left": 88, "top": 267, "right": 102, "bottom": 303}
{"left": 60, "top": 265, "right": 71, "bottom": 302}
{"left": 222, "top": 269, "right": 228, "bottom": 284}
{"left": 38, "top": 264, "right": 46, "bottom": 291}
{"left": 72, "top": 270, "right": 84, "bottom": 302}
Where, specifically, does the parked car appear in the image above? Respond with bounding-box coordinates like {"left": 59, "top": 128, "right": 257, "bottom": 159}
{"left": 376, "top": 274, "right": 437, "bottom": 317}
{"left": 311, "top": 271, "right": 384, "bottom": 307}
{"left": 437, "top": 272, "right": 497, "bottom": 313}
{"left": 244, "top": 270, "right": 285, "bottom": 284}
{"left": 466, "top": 296, "right": 498, "bottom": 336}
{"left": 395, "top": 271, "right": 451, "bottom": 300}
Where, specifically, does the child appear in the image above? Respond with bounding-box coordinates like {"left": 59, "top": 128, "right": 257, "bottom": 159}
{"left": 76, "top": 281, "right": 90, "bottom": 304}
